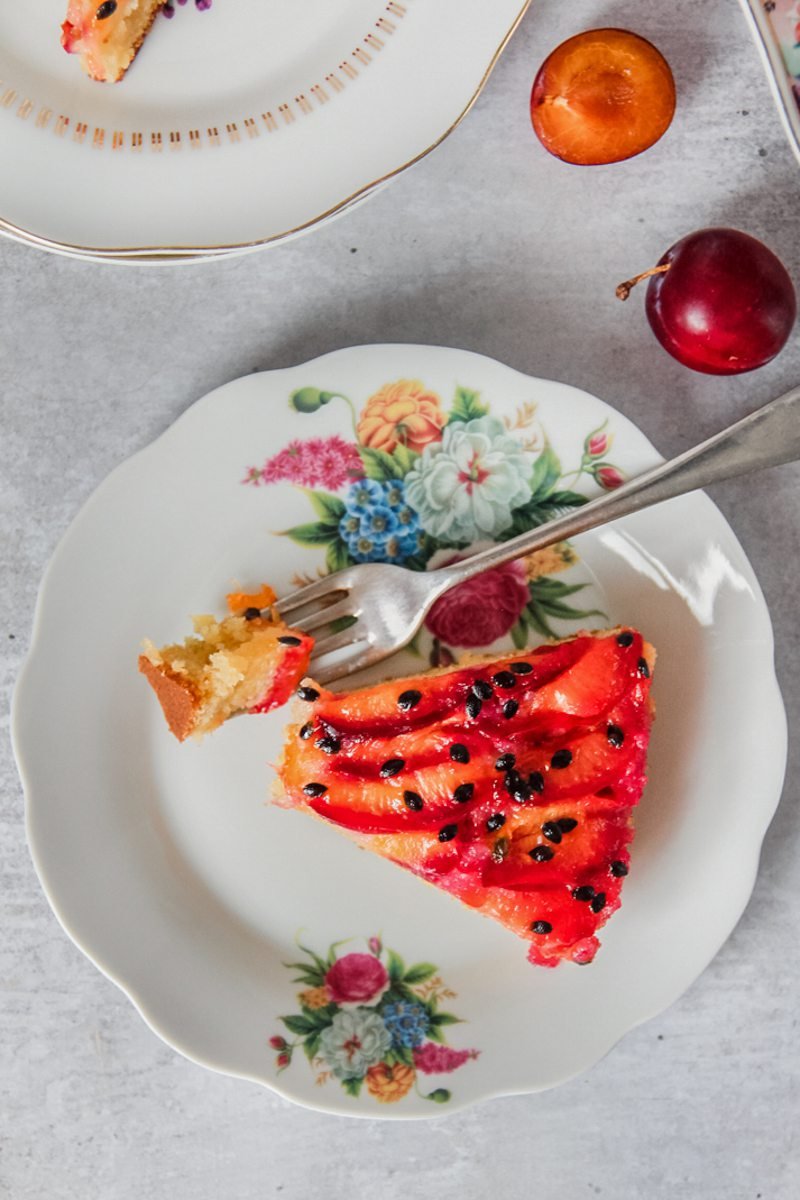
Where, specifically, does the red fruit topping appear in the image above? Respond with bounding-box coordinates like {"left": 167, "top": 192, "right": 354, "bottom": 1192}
{"left": 530, "top": 29, "right": 676, "bottom": 166}
{"left": 278, "top": 630, "right": 656, "bottom": 967}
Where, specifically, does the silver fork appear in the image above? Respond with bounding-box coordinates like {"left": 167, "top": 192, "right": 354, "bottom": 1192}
{"left": 275, "top": 385, "right": 800, "bottom": 684}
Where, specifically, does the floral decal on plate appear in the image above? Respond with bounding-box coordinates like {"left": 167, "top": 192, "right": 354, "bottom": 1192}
{"left": 242, "top": 380, "right": 624, "bottom": 655}
{"left": 762, "top": 1, "right": 800, "bottom": 109}
{"left": 269, "top": 936, "right": 478, "bottom": 1105}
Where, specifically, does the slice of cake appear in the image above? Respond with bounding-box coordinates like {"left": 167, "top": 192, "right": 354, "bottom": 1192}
{"left": 61, "top": 1, "right": 166, "bottom": 83}
{"left": 140, "top": 586, "right": 314, "bottom": 742}
{"left": 277, "top": 630, "right": 655, "bottom": 967}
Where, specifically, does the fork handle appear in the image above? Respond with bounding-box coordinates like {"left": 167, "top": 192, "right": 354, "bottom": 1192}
{"left": 428, "top": 384, "right": 800, "bottom": 590}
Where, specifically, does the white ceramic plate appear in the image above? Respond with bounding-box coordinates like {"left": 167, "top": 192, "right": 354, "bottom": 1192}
{"left": 0, "top": 1, "right": 529, "bottom": 259}
{"left": 740, "top": 0, "right": 800, "bottom": 167}
{"left": 13, "top": 345, "right": 786, "bottom": 1118}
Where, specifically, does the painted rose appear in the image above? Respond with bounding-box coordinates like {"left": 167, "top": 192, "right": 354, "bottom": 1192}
{"left": 357, "top": 380, "right": 447, "bottom": 455}
{"left": 425, "top": 552, "right": 529, "bottom": 648}
{"left": 318, "top": 1009, "right": 392, "bottom": 1080}
{"left": 584, "top": 423, "right": 612, "bottom": 459}
{"left": 365, "top": 1062, "right": 415, "bottom": 1103}
{"left": 324, "top": 952, "right": 390, "bottom": 1006}
{"left": 404, "top": 416, "right": 534, "bottom": 544}
{"left": 594, "top": 464, "right": 625, "bottom": 490}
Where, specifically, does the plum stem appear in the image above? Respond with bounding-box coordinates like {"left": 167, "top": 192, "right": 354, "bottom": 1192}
{"left": 615, "top": 263, "right": 671, "bottom": 301}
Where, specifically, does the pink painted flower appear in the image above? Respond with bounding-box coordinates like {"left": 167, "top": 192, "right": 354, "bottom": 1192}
{"left": 276, "top": 1052, "right": 291, "bottom": 1069}
{"left": 584, "top": 421, "right": 613, "bottom": 460}
{"left": 269, "top": 1035, "right": 287, "bottom": 1050}
{"left": 413, "top": 1042, "right": 480, "bottom": 1074}
{"left": 368, "top": 936, "right": 382, "bottom": 957}
{"left": 595, "top": 465, "right": 625, "bottom": 490}
{"left": 425, "top": 553, "right": 529, "bottom": 649}
{"left": 325, "top": 953, "right": 390, "bottom": 1006}
{"left": 252, "top": 436, "right": 363, "bottom": 491}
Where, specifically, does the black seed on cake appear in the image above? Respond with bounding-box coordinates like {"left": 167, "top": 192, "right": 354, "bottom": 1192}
{"left": 380, "top": 758, "right": 405, "bottom": 777}
{"left": 299, "top": 723, "right": 314, "bottom": 740}
{"left": 243, "top": 607, "right": 262, "bottom": 621}
{"left": 530, "top": 845, "right": 554, "bottom": 862}
{"left": 591, "top": 892, "right": 607, "bottom": 913}
{"left": 616, "top": 632, "right": 634, "bottom": 647}
{"left": 551, "top": 749, "right": 573, "bottom": 769}
{"left": 438, "top": 824, "right": 458, "bottom": 842}
{"left": 317, "top": 735, "right": 341, "bottom": 755}
{"left": 397, "top": 689, "right": 422, "bottom": 711}
{"left": 572, "top": 885, "right": 596, "bottom": 902}
{"left": 302, "top": 783, "right": 327, "bottom": 797}
{"left": 297, "top": 686, "right": 319, "bottom": 702}
{"left": 495, "top": 753, "right": 515, "bottom": 772}
{"left": 503, "top": 699, "right": 519, "bottom": 719}
{"left": 471, "top": 679, "right": 493, "bottom": 700}
{"left": 466, "top": 694, "right": 483, "bottom": 719}
{"left": 453, "top": 783, "right": 475, "bottom": 804}
{"left": 486, "top": 813, "right": 506, "bottom": 832}
{"left": 403, "top": 790, "right": 424, "bottom": 811}
{"left": 528, "top": 771, "right": 545, "bottom": 794}
{"left": 510, "top": 662, "right": 533, "bottom": 674}
{"left": 450, "top": 743, "right": 470, "bottom": 764}
{"left": 607, "top": 724, "right": 625, "bottom": 747}
{"left": 542, "top": 821, "right": 562, "bottom": 844}
{"left": 610, "top": 860, "right": 629, "bottom": 877}
{"left": 558, "top": 817, "right": 578, "bottom": 833}
{"left": 492, "top": 671, "right": 517, "bottom": 689}
{"left": 530, "top": 920, "right": 552, "bottom": 934}
{"left": 278, "top": 635, "right": 302, "bottom": 646}
{"left": 638, "top": 657, "right": 650, "bottom": 678}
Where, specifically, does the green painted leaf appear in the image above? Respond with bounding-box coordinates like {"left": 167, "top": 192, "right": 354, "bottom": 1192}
{"left": 404, "top": 962, "right": 438, "bottom": 984}
{"left": 447, "top": 385, "right": 489, "bottom": 424}
{"left": 529, "top": 443, "right": 562, "bottom": 497}
{"left": 392, "top": 443, "right": 419, "bottom": 474}
{"left": 511, "top": 616, "right": 528, "bottom": 650}
{"left": 280, "top": 520, "right": 340, "bottom": 547}
{"left": 296, "top": 945, "right": 330, "bottom": 977}
{"left": 302, "top": 489, "right": 347, "bottom": 521}
{"left": 326, "top": 540, "right": 353, "bottom": 574}
{"left": 429, "top": 1012, "right": 463, "bottom": 1026}
{"left": 304, "top": 1033, "right": 321, "bottom": 1061}
{"left": 524, "top": 603, "right": 554, "bottom": 640}
{"left": 392, "top": 1044, "right": 414, "bottom": 1067}
{"left": 425, "top": 1088, "right": 451, "bottom": 1104}
{"left": 359, "top": 446, "right": 405, "bottom": 481}
{"left": 387, "top": 950, "right": 406, "bottom": 981}
{"left": 528, "top": 578, "right": 590, "bottom": 599}
{"left": 281, "top": 1014, "right": 316, "bottom": 1036}
{"left": 426, "top": 1024, "right": 445, "bottom": 1044}
{"left": 300, "top": 1006, "right": 337, "bottom": 1030}
{"left": 290, "top": 971, "right": 324, "bottom": 988}
{"left": 342, "top": 1077, "right": 363, "bottom": 1097}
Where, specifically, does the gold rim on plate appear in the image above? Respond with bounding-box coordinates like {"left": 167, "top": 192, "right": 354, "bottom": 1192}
{"left": 0, "top": 1, "right": 532, "bottom": 263}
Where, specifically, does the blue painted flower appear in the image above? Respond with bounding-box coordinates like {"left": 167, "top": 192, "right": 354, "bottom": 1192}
{"left": 339, "top": 480, "right": 423, "bottom": 564}
{"left": 381, "top": 1000, "right": 431, "bottom": 1049}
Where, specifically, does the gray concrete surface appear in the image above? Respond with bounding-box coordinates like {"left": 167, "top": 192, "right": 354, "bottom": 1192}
{"left": 2, "top": 1, "right": 799, "bottom": 1196}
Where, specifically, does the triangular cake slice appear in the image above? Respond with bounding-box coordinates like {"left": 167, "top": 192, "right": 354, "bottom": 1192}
{"left": 62, "top": 1, "right": 167, "bottom": 82}
{"left": 277, "top": 630, "right": 655, "bottom": 967}
{"left": 140, "top": 585, "right": 314, "bottom": 742}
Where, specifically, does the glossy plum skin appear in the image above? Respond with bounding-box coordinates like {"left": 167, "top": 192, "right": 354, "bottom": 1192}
{"left": 645, "top": 228, "right": 796, "bottom": 375}
{"left": 530, "top": 28, "right": 676, "bottom": 166}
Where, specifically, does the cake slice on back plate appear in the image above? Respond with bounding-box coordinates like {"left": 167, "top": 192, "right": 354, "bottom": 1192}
{"left": 61, "top": 1, "right": 167, "bottom": 82}
{"left": 277, "top": 629, "right": 655, "bottom": 967}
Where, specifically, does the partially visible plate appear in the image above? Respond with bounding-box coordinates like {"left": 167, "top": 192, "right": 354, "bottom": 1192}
{"left": 0, "top": 1, "right": 530, "bottom": 257}
{"left": 13, "top": 345, "right": 786, "bottom": 1117}
{"left": 741, "top": 0, "right": 800, "bottom": 165}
